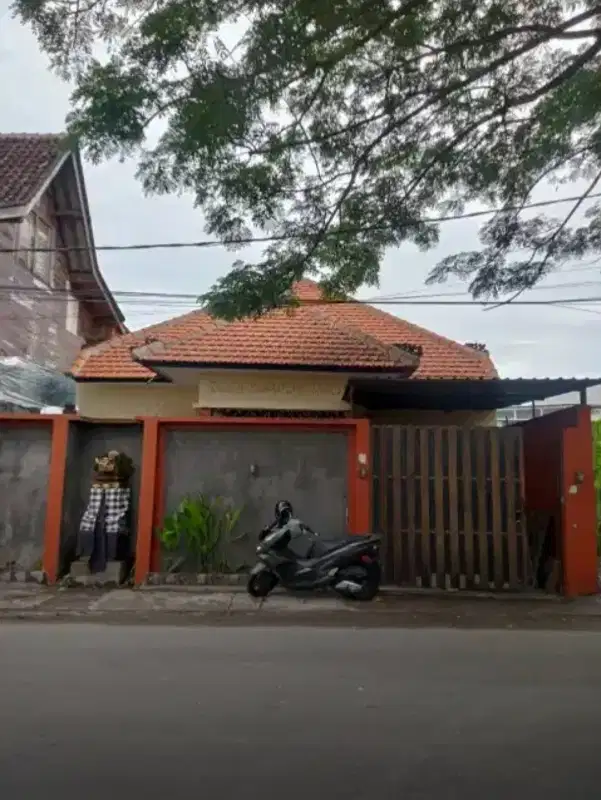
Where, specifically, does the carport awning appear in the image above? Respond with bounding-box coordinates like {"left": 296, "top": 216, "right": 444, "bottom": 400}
{"left": 348, "top": 377, "right": 601, "bottom": 411}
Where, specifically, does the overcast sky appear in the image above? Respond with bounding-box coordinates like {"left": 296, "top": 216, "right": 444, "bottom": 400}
{"left": 2, "top": 7, "right": 601, "bottom": 386}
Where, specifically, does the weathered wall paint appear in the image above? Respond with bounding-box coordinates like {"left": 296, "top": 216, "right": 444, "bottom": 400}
{"left": 194, "top": 369, "right": 351, "bottom": 411}
{"left": 160, "top": 428, "right": 349, "bottom": 570}
{"left": 0, "top": 220, "right": 82, "bottom": 372}
{"left": 76, "top": 382, "right": 199, "bottom": 418}
{"left": 76, "top": 371, "right": 351, "bottom": 417}
{"left": 0, "top": 423, "right": 52, "bottom": 574}
{"left": 76, "top": 372, "right": 494, "bottom": 425}
{"left": 0, "top": 175, "right": 120, "bottom": 378}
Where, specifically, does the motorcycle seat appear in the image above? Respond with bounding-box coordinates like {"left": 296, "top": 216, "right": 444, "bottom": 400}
{"left": 308, "top": 537, "right": 358, "bottom": 558}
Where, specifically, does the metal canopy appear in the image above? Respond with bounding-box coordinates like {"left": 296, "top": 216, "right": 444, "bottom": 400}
{"left": 349, "top": 376, "right": 601, "bottom": 411}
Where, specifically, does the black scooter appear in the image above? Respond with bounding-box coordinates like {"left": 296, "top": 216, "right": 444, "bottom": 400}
{"left": 247, "top": 501, "right": 382, "bottom": 601}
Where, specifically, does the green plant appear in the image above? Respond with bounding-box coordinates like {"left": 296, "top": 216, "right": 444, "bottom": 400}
{"left": 158, "top": 494, "right": 242, "bottom": 573}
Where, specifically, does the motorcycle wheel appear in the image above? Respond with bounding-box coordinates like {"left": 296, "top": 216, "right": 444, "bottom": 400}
{"left": 247, "top": 571, "right": 278, "bottom": 598}
{"left": 336, "top": 565, "right": 380, "bottom": 602}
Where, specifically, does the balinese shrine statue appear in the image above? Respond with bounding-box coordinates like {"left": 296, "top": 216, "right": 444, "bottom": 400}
{"left": 76, "top": 451, "right": 135, "bottom": 574}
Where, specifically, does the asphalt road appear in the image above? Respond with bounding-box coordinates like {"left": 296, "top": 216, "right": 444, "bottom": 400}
{"left": 0, "top": 623, "right": 599, "bottom": 799}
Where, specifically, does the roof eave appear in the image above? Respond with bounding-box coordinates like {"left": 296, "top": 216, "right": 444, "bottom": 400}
{"left": 68, "top": 373, "right": 171, "bottom": 383}
{"left": 70, "top": 148, "right": 127, "bottom": 330}
{"left": 135, "top": 359, "right": 415, "bottom": 375}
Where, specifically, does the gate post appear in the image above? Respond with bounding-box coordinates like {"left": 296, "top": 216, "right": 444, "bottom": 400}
{"left": 43, "top": 415, "right": 70, "bottom": 584}
{"left": 351, "top": 418, "right": 371, "bottom": 534}
{"left": 561, "top": 406, "right": 598, "bottom": 597}
{"left": 134, "top": 417, "right": 160, "bottom": 585}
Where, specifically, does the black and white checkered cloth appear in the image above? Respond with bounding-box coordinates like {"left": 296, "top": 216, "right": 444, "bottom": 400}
{"left": 79, "top": 487, "right": 131, "bottom": 535}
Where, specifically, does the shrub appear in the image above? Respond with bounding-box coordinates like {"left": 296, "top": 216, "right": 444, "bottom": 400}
{"left": 158, "top": 494, "right": 242, "bottom": 573}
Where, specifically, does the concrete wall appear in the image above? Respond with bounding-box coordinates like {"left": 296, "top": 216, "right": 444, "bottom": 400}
{"left": 0, "top": 422, "right": 52, "bottom": 574}
{"left": 76, "top": 383, "right": 199, "bottom": 419}
{"left": 195, "top": 369, "right": 350, "bottom": 411}
{"left": 59, "top": 421, "right": 143, "bottom": 576}
{"left": 75, "top": 372, "right": 493, "bottom": 425}
{"left": 160, "top": 428, "right": 349, "bottom": 571}
{"left": 76, "top": 370, "right": 350, "bottom": 418}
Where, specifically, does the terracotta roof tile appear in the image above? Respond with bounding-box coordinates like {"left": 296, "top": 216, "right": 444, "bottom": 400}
{"left": 0, "top": 134, "right": 66, "bottom": 210}
{"left": 317, "top": 300, "right": 497, "bottom": 379}
{"left": 70, "top": 279, "right": 497, "bottom": 380}
{"left": 70, "top": 309, "right": 214, "bottom": 379}
{"left": 132, "top": 305, "right": 417, "bottom": 370}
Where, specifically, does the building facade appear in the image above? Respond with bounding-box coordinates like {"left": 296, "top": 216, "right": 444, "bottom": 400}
{"left": 0, "top": 134, "right": 125, "bottom": 386}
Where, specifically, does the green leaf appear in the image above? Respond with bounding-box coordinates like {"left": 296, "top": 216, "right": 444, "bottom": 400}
{"left": 156, "top": 493, "right": 243, "bottom": 572}
{"left": 16, "top": 0, "right": 601, "bottom": 310}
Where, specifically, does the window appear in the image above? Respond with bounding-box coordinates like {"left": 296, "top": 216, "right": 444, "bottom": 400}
{"left": 19, "top": 213, "right": 54, "bottom": 285}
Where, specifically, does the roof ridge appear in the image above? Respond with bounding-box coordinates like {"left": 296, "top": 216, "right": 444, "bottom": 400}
{"left": 130, "top": 304, "right": 418, "bottom": 370}
{"left": 343, "top": 300, "right": 496, "bottom": 364}
{"left": 130, "top": 315, "right": 224, "bottom": 361}
{"left": 296, "top": 279, "right": 493, "bottom": 364}
{"left": 305, "top": 304, "right": 418, "bottom": 369}
{"left": 139, "top": 304, "right": 414, "bottom": 364}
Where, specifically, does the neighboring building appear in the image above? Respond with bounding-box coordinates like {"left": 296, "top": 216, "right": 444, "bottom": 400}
{"left": 497, "top": 386, "right": 601, "bottom": 425}
{"left": 70, "top": 279, "right": 502, "bottom": 422}
{"left": 0, "top": 133, "right": 125, "bottom": 382}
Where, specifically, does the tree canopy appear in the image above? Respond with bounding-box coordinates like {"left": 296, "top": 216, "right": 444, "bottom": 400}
{"left": 14, "top": 0, "right": 601, "bottom": 318}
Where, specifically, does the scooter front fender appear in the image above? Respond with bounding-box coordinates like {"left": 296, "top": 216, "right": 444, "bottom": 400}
{"left": 250, "top": 561, "right": 272, "bottom": 577}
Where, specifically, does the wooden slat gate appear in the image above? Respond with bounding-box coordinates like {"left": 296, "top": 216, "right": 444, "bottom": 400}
{"left": 372, "top": 426, "right": 530, "bottom": 591}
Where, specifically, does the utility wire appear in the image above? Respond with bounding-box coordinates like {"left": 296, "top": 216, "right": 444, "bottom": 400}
{"left": 2, "top": 191, "right": 601, "bottom": 254}
{"left": 3, "top": 294, "right": 601, "bottom": 310}
{"left": 2, "top": 276, "right": 601, "bottom": 304}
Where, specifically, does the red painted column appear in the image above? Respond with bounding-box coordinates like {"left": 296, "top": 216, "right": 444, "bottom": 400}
{"left": 43, "top": 415, "right": 70, "bottom": 583}
{"left": 561, "top": 406, "right": 598, "bottom": 597}
{"left": 349, "top": 419, "right": 371, "bottom": 534}
{"left": 134, "top": 418, "right": 160, "bottom": 585}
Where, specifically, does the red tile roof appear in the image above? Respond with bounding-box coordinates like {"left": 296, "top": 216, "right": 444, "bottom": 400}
{"left": 70, "top": 280, "right": 497, "bottom": 380}
{"left": 0, "top": 134, "right": 66, "bottom": 210}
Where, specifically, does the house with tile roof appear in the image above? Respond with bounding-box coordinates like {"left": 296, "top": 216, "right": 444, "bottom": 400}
{"left": 0, "top": 133, "right": 125, "bottom": 404}
{"left": 71, "top": 279, "right": 506, "bottom": 424}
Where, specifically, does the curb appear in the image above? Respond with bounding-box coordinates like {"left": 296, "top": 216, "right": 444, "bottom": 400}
{"left": 136, "top": 583, "right": 564, "bottom": 602}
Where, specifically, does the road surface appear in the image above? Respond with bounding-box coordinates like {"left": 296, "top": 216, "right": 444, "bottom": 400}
{"left": 0, "top": 623, "right": 599, "bottom": 798}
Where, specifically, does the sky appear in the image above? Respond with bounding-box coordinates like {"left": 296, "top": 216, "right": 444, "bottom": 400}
{"left": 1, "top": 7, "right": 601, "bottom": 387}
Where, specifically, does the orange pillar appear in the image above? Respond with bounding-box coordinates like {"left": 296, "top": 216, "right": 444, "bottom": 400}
{"left": 134, "top": 418, "right": 160, "bottom": 585}
{"left": 561, "top": 406, "right": 598, "bottom": 597}
{"left": 348, "top": 418, "right": 371, "bottom": 534}
{"left": 43, "top": 415, "right": 70, "bottom": 583}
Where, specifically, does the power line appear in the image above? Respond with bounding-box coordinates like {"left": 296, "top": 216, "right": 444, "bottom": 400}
{"left": 3, "top": 296, "right": 601, "bottom": 315}
{"left": 2, "top": 274, "right": 601, "bottom": 305}
{"left": 2, "top": 191, "right": 601, "bottom": 254}
{"left": 5, "top": 291, "right": 601, "bottom": 327}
